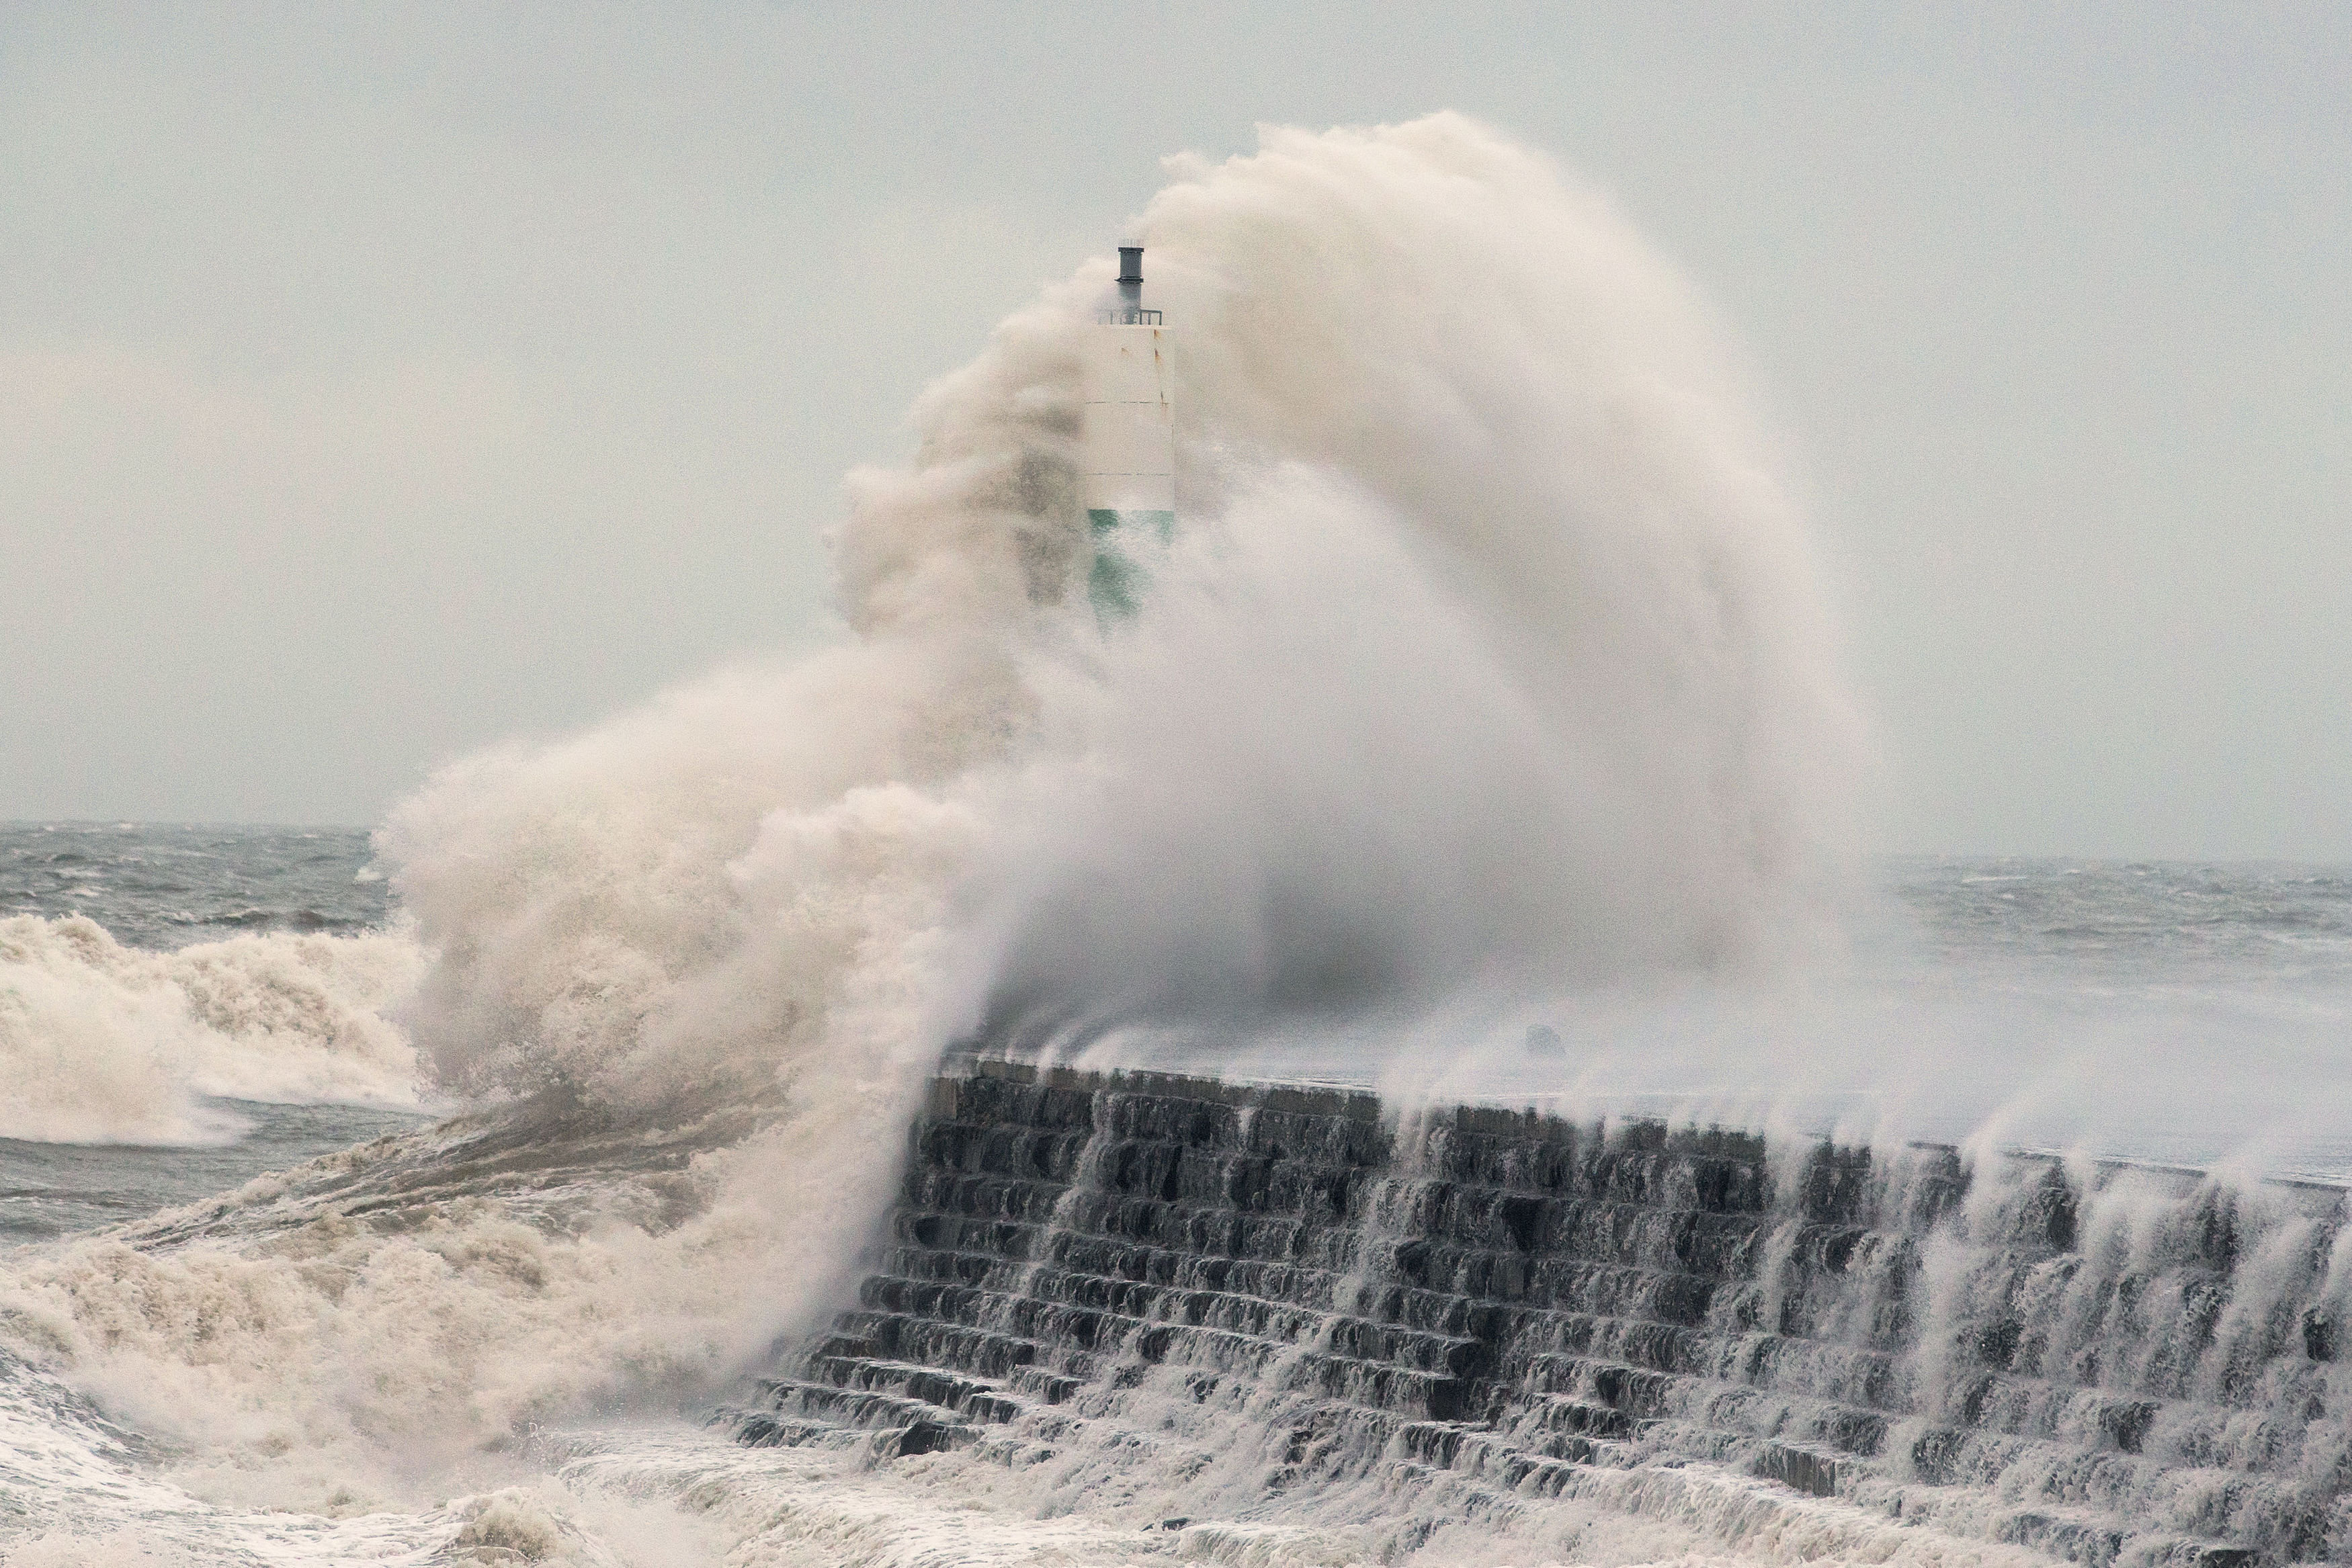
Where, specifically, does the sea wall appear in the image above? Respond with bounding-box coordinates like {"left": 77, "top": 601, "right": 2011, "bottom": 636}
{"left": 728, "top": 1061, "right": 2352, "bottom": 1566}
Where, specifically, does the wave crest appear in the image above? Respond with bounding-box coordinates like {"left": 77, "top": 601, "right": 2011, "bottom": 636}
{"left": 0, "top": 916, "right": 423, "bottom": 1145}
{"left": 2, "top": 114, "right": 1859, "bottom": 1519}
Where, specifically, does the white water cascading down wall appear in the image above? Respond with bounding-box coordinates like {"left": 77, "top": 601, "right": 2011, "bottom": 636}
{"left": 724, "top": 1061, "right": 2352, "bottom": 1568}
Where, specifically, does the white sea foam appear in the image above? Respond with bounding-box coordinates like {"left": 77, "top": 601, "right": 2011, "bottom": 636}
{"left": 0, "top": 915, "right": 426, "bottom": 1145}
{"left": 0, "top": 114, "right": 1866, "bottom": 1554}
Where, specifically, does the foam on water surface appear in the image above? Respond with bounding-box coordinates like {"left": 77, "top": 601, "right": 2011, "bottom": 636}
{"left": 2, "top": 116, "right": 2348, "bottom": 1565}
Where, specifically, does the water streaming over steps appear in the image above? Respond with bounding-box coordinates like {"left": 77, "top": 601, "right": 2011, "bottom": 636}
{"left": 724, "top": 1061, "right": 2352, "bottom": 1567}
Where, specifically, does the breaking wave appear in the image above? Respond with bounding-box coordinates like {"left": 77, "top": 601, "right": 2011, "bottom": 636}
{"left": 0, "top": 112, "right": 1862, "bottom": 1541}
{"left": 0, "top": 915, "right": 425, "bottom": 1145}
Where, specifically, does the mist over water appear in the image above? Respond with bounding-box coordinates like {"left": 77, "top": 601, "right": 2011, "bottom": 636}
{"left": 1, "top": 117, "right": 2345, "bottom": 1565}
{"left": 381, "top": 114, "right": 1855, "bottom": 1122}
{"left": 972, "top": 120, "right": 1857, "bottom": 1032}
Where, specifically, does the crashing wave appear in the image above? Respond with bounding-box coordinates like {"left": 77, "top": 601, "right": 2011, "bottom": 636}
{"left": 0, "top": 113, "right": 1861, "bottom": 1543}
{"left": 0, "top": 914, "right": 424, "bottom": 1145}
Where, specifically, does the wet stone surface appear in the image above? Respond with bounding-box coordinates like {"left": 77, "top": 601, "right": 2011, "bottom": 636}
{"left": 728, "top": 1060, "right": 2352, "bottom": 1567}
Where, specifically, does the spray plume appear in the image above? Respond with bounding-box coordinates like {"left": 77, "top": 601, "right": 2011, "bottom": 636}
{"left": 393, "top": 112, "right": 1857, "bottom": 1106}
{"left": 0, "top": 116, "right": 1859, "bottom": 1515}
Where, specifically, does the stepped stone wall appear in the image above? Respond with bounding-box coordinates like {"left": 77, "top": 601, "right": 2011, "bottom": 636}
{"left": 727, "top": 1061, "right": 2352, "bottom": 1567}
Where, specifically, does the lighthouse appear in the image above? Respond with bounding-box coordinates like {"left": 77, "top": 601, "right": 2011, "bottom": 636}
{"left": 1081, "top": 245, "right": 1174, "bottom": 619}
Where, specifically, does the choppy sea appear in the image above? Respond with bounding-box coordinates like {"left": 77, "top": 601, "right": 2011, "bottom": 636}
{"left": 1, "top": 824, "right": 422, "bottom": 1244}
{"left": 3, "top": 822, "right": 2349, "bottom": 1565}
{"left": 8, "top": 820, "right": 2351, "bottom": 1237}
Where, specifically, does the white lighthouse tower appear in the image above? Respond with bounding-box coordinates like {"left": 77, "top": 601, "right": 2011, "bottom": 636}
{"left": 1080, "top": 245, "right": 1174, "bottom": 619}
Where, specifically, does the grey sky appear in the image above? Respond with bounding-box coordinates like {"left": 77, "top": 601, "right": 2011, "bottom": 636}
{"left": 2, "top": 3, "right": 2345, "bottom": 857}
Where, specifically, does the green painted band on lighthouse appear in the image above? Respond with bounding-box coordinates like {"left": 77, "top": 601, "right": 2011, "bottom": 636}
{"left": 1087, "top": 509, "right": 1176, "bottom": 619}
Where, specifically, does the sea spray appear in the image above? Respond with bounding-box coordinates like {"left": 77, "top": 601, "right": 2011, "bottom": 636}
{"left": 0, "top": 114, "right": 1859, "bottom": 1537}
{"left": 379, "top": 112, "right": 1852, "bottom": 1134}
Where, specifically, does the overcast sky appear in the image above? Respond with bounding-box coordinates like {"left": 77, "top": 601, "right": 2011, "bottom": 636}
{"left": 2, "top": 3, "right": 2345, "bottom": 857}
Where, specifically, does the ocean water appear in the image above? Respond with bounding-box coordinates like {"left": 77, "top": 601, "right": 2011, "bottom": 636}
{"left": 9, "top": 826, "right": 2349, "bottom": 1231}
{"left": 0, "top": 823, "right": 390, "bottom": 949}
{"left": 3, "top": 824, "right": 2347, "bottom": 1565}
{"left": 5, "top": 118, "right": 2346, "bottom": 1565}
{"left": 0, "top": 823, "right": 423, "bottom": 1244}
{"left": 1052, "top": 857, "right": 2352, "bottom": 1186}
